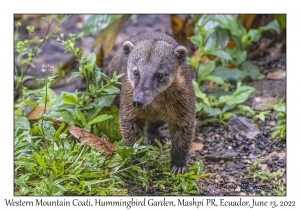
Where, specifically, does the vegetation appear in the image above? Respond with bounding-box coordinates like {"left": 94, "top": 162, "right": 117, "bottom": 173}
{"left": 189, "top": 15, "right": 280, "bottom": 123}
{"left": 247, "top": 158, "right": 286, "bottom": 196}
{"left": 14, "top": 14, "right": 285, "bottom": 195}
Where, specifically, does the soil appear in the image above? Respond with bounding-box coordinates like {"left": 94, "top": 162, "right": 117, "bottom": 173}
{"left": 15, "top": 14, "right": 286, "bottom": 196}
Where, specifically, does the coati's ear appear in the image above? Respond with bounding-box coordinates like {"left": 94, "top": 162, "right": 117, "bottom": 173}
{"left": 123, "top": 41, "right": 134, "bottom": 55}
{"left": 174, "top": 46, "right": 188, "bottom": 63}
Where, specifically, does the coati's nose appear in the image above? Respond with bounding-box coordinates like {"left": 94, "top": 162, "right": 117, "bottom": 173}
{"left": 133, "top": 92, "right": 145, "bottom": 108}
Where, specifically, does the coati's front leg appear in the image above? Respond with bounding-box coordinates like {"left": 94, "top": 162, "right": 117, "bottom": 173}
{"left": 169, "top": 124, "right": 194, "bottom": 174}
{"left": 119, "top": 116, "right": 145, "bottom": 147}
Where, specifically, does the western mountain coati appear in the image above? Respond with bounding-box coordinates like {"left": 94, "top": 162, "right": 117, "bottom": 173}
{"left": 106, "top": 32, "right": 196, "bottom": 173}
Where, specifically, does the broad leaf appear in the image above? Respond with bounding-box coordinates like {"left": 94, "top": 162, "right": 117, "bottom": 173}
{"left": 259, "top": 20, "right": 280, "bottom": 33}
{"left": 15, "top": 117, "right": 30, "bottom": 130}
{"left": 102, "top": 85, "right": 120, "bottom": 94}
{"left": 197, "top": 61, "right": 215, "bottom": 82}
{"left": 204, "top": 48, "right": 232, "bottom": 60}
{"left": 226, "top": 48, "right": 247, "bottom": 66}
{"left": 87, "top": 52, "right": 96, "bottom": 66}
{"left": 226, "top": 86, "right": 255, "bottom": 106}
{"left": 87, "top": 114, "right": 113, "bottom": 126}
{"left": 192, "top": 80, "right": 210, "bottom": 105}
{"left": 203, "top": 105, "right": 221, "bottom": 116}
{"left": 203, "top": 75, "right": 224, "bottom": 84}
{"left": 211, "top": 67, "right": 245, "bottom": 82}
{"left": 240, "top": 61, "right": 264, "bottom": 80}
{"left": 61, "top": 92, "right": 80, "bottom": 106}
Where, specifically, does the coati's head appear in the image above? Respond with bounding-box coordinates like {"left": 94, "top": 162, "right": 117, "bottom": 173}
{"left": 123, "top": 38, "right": 187, "bottom": 108}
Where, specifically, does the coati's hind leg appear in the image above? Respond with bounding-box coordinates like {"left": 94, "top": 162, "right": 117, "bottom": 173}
{"left": 145, "top": 120, "right": 170, "bottom": 146}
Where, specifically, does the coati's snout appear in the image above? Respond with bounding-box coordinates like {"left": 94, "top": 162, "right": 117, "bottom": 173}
{"left": 132, "top": 91, "right": 145, "bottom": 108}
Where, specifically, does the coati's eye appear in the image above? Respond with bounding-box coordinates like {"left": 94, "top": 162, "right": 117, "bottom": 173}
{"left": 156, "top": 73, "right": 163, "bottom": 81}
{"left": 133, "top": 70, "right": 139, "bottom": 77}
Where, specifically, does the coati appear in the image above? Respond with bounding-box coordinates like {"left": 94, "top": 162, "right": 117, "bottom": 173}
{"left": 106, "top": 32, "right": 196, "bottom": 174}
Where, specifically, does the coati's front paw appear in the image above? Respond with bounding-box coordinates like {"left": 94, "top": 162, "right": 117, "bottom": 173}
{"left": 171, "top": 156, "right": 188, "bottom": 174}
{"left": 171, "top": 165, "right": 186, "bottom": 174}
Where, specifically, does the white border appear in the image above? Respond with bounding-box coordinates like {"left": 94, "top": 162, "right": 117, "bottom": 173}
{"left": 2, "top": 0, "right": 298, "bottom": 209}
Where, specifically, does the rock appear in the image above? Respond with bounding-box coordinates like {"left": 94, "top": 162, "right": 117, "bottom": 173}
{"left": 252, "top": 97, "right": 278, "bottom": 111}
{"left": 249, "top": 154, "right": 256, "bottom": 162}
{"left": 258, "top": 164, "right": 270, "bottom": 173}
{"left": 235, "top": 186, "right": 241, "bottom": 192}
{"left": 205, "top": 151, "right": 238, "bottom": 161}
{"left": 239, "top": 192, "right": 247, "bottom": 196}
{"left": 189, "top": 142, "right": 204, "bottom": 155}
{"left": 228, "top": 115, "right": 260, "bottom": 140}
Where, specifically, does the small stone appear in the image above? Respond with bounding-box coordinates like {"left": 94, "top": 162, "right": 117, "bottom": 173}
{"left": 258, "top": 164, "right": 269, "bottom": 173}
{"left": 219, "top": 160, "right": 225, "bottom": 164}
{"left": 239, "top": 192, "right": 247, "bottom": 196}
{"left": 249, "top": 154, "right": 256, "bottom": 162}
{"left": 235, "top": 186, "right": 241, "bottom": 192}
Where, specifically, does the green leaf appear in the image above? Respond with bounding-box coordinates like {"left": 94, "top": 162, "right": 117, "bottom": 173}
{"left": 226, "top": 86, "right": 255, "bottom": 106}
{"left": 274, "top": 14, "right": 286, "bottom": 28}
{"left": 75, "top": 107, "right": 86, "bottom": 126}
{"left": 88, "top": 83, "right": 96, "bottom": 95}
{"left": 34, "top": 153, "right": 46, "bottom": 171}
{"left": 116, "top": 146, "right": 134, "bottom": 160}
{"left": 95, "top": 95, "right": 115, "bottom": 108}
{"left": 131, "top": 165, "right": 146, "bottom": 173}
{"left": 204, "top": 48, "right": 232, "bottom": 60}
{"left": 87, "top": 114, "right": 113, "bottom": 126}
{"left": 14, "top": 117, "right": 30, "bottom": 130}
{"left": 247, "top": 29, "right": 261, "bottom": 43}
{"left": 203, "top": 75, "right": 224, "bottom": 84}
{"left": 55, "top": 122, "right": 66, "bottom": 139}
{"left": 116, "top": 73, "right": 125, "bottom": 80}
{"left": 85, "top": 65, "right": 93, "bottom": 71}
{"left": 211, "top": 67, "right": 245, "bottom": 82}
{"left": 222, "top": 112, "right": 235, "bottom": 120}
{"left": 47, "top": 111, "right": 78, "bottom": 124}
{"left": 23, "top": 99, "right": 37, "bottom": 109}
{"left": 102, "top": 85, "right": 120, "bottom": 94}
{"left": 237, "top": 105, "right": 255, "bottom": 116}
{"left": 39, "top": 87, "right": 58, "bottom": 109}
{"left": 61, "top": 92, "right": 80, "bottom": 106}
{"left": 87, "top": 53, "right": 96, "bottom": 66}
{"left": 192, "top": 80, "right": 210, "bottom": 105}
{"left": 205, "top": 26, "right": 229, "bottom": 49}
{"left": 259, "top": 20, "right": 280, "bottom": 34}
{"left": 196, "top": 102, "right": 204, "bottom": 112}
{"left": 215, "top": 17, "right": 246, "bottom": 38}
{"left": 22, "top": 75, "right": 35, "bottom": 82}
{"left": 70, "top": 72, "right": 82, "bottom": 80}
{"left": 198, "top": 61, "right": 215, "bottom": 81}
{"left": 240, "top": 61, "right": 264, "bottom": 80}
{"left": 188, "top": 34, "right": 202, "bottom": 47}
{"left": 82, "top": 15, "right": 123, "bottom": 35}
{"left": 226, "top": 48, "right": 247, "bottom": 65}
{"left": 203, "top": 105, "right": 221, "bottom": 116}
{"left": 273, "top": 102, "right": 286, "bottom": 113}
{"left": 92, "top": 64, "right": 101, "bottom": 88}
{"left": 257, "top": 111, "right": 270, "bottom": 122}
